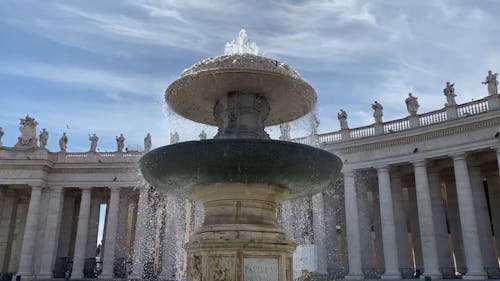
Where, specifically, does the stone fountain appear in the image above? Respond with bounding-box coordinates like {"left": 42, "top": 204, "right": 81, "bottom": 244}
{"left": 140, "top": 30, "right": 342, "bottom": 281}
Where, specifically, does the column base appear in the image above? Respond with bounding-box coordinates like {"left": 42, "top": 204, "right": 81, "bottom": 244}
{"left": 382, "top": 273, "right": 401, "bottom": 279}
{"left": 420, "top": 272, "right": 442, "bottom": 279}
{"left": 98, "top": 273, "right": 114, "bottom": 279}
{"left": 37, "top": 272, "right": 55, "bottom": 279}
{"left": 463, "top": 273, "right": 488, "bottom": 280}
{"left": 344, "top": 274, "right": 364, "bottom": 279}
{"left": 71, "top": 273, "right": 84, "bottom": 280}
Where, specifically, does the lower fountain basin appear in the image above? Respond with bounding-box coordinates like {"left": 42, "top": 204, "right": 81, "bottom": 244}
{"left": 139, "top": 139, "right": 342, "bottom": 199}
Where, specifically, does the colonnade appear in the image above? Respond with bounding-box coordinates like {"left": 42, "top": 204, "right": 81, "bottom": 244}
{"left": 344, "top": 148, "right": 500, "bottom": 279}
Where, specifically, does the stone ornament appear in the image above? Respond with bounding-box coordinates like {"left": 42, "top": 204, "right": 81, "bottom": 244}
{"left": 0, "top": 127, "right": 4, "bottom": 147}
{"left": 444, "top": 82, "right": 457, "bottom": 106}
{"left": 279, "top": 122, "right": 291, "bottom": 140}
{"left": 59, "top": 132, "right": 68, "bottom": 152}
{"left": 116, "top": 133, "right": 125, "bottom": 152}
{"left": 337, "top": 109, "right": 348, "bottom": 130}
{"left": 198, "top": 130, "right": 207, "bottom": 140}
{"left": 405, "top": 93, "right": 420, "bottom": 116}
{"left": 311, "top": 114, "right": 320, "bottom": 135}
{"left": 144, "top": 133, "right": 152, "bottom": 151}
{"left": 482, "top": 70, "right": 498, "bottom": 96}
{"left": 39, "top": 128, "right": 48, "bottom": 149}
{"left": 89, "top": 133, "right": 99, "bottom": 152}
{"left": 170, "top": 131, "right": 179, "bottom": 144}
{"left": 212, "top": 257, "right": 230, "bottom": 281}
{"left": 372, "top": 101, "right": 384, "bottom": 123}
{"left": 15, "top": 115, "right": 38, "bottom": 148}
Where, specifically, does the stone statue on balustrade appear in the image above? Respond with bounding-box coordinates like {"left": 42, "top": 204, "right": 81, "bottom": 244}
{"left": 59, "top": 132, "right": 68, "bottom": 152}
{"left": 482, "top": 70, "right": 498, "bottom": 96}
{"left": 116, "top": 133, "right": 125, "bottom": 152}
{"left": 405, "top": 93, "right": 420, "bottom": 116}
{"left": 15, "top": 115, "right": 38, "bottom": 148}
{"left": 444, "top": 81, "right": 457, "bottom": 106}
{"left": 89, "top": 133, "right": 99, "bottom": 152}
{"left": 279, "top": 123, "right": 291, "bottom": 140}
{"left": 0, "top": 127, "right": 4, "bottom": 147}
{"left": 144, "top": 133, "right": 152, "bottom": 151}
{"left": 198, "top": 130, "right": 207, "bottom": 140}
{"left": 170, "top": 131, "right": 179, "bottom": 144}
{"left": 311, "top": 114, "right": 320, "bottom": 135}
{"left": 372, "top": 101, "right": 384, "bottom": 123}
{"left": 337, "top": 109, "right": 348, "bottom": 129}
{"left": 39, "top": 128, "right": 49, "bottom": 149}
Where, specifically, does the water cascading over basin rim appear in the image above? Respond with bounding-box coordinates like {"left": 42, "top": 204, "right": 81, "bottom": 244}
{"left": 165, "top": 54, "right": 317, "bottom": 126}
{"left": 139, "top": 138, "right": 342, "bottom": 199}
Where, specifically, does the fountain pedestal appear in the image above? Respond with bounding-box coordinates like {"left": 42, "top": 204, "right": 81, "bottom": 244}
{"left": 186, "top": 183, "right": 295, "bottom": 281}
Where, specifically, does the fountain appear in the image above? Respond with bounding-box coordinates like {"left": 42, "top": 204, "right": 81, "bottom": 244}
{"left": 139, "top": 30, "right": 342, "bottom": 281}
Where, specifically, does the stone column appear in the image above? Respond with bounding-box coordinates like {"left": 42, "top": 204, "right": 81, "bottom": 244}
{"left": 427, "top": 168, "right": 450, "bottom": 268}
{"left": 312, "top": 192, "right": 328, "bottom": 274}
{"left": 39, "top": 187, "right": 65, "bottom": 278}
{"left": 376, "top": 166, "right": 400, "bottom": 278}
{"left": 451, "top": 154, "right": 486, "bottom": 278}
{"left": 100, "top": 187, "right": 121, "bottom": 279}
{"left": 71, "top": 187, "right": 92, "bottom": 279}
{"left": 17, "top": 185, "right": 43, "bottom": 281}
{"left": 390, "top": 170, "right": 410, "bottom": 268}
{"left": 445, "top": 175, "right": 466, "bottom": 269}
{"left": 86, "top": 196, "right": 101, "bottom": 259}
{"left": 412, "top": 160, "right": 440, "bottom": 277}
{"left": 486, "top": 173, "right": 500, "bottom": 258}
{"left": 0, "top": 190, "right": 16, "bottom": 272}
{"left": 343, "top": 170, "right": 363, "bottom": 279}
{"left": 130, "top": 187, "right": 148, "bottom": 279}
{"left": 469, "top": 164, "right": 497, "bottom": 268}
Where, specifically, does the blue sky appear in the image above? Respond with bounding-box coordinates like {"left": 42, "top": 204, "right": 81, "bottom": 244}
{"left": 1, "top": 0, "right": 499, "bottom": 152}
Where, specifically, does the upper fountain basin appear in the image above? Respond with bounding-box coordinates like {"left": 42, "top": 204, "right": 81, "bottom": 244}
{"left": 139, "top": 139, "right": 342, "bottom": 199}
{"left": 166, "top": 54, "right": 317, "bottom": 127}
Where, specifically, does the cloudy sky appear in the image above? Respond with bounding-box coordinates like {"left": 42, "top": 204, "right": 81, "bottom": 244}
{"left": 0, "top": 0, "right": 499, "bottom": 152}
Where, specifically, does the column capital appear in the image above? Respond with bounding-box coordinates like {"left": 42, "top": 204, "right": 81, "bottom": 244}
{"left": 411, "top": 158, "right": 427, "bottom": 167}
{"left": 109, "top": 186, "right": 121, "bottom": 192}
{"left": 449, "top": 152, "right": 467, "bottom": 161}
{"left": 342, "top": 169, "right": 356, "bottom": 177}
{"left": 50, "top": 186, "right": 65, "bottom": 192}
{"left": 30, "top": 185, "right": 43, "bottom": 191}
{"left": 374, "top": 165, "right": 390, "bottom": 173}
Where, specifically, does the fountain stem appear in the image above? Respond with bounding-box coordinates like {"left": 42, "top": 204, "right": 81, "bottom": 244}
{"left": 214, "top": 92, "right": 270, "bottom": 139}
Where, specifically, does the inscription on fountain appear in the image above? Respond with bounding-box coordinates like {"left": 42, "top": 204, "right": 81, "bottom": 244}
{"left": 244, "top": 258, "right": 279, "bottom": 281}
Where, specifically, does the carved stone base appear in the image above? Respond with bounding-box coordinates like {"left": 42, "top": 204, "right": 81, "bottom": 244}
{"left": 186, "top": 183, "right": 296, "bottom": 281}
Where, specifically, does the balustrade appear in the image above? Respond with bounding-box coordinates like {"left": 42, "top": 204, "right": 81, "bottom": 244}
{"left": 383, "top": 117, "right": 410, "bottom": 133}
{"left": 419, "top": 109, "right": 447, "bottom": 126}
{"left": 457, "top": 98, "right": 488, "bottom": 117}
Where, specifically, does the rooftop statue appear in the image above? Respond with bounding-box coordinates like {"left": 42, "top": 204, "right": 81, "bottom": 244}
{"left": 89, "top": 133, "right": 99, "bottom": 152}
{"left": 59, "top": 132, "right": 68, "bottom": 152}
{"left": 279, "top": 123, "right": 291, "bottom": 140}
{"left": 116, "top": 133, "right": 125, "bottom": 152}
{"left": 444, "top": 81, "right": 457, "bottom": 106}
{"left": 170, "top": 131, "right": 179, "bottom": 144}
{"left": 15, "top": 115, "right": 38, "bottom": 148}
{"left": 198, "top": 130, "right": 207, "bottom": 140}
{"left": 144, "top": 133, "right": 152, "bottom": 151}
{"left": 405, "top": 93, "right": 420, "bottom": 116}
{"left": 39, "top": 128, "right": 48, "bottom": 149}
{"left": 0, "top": 127, "right": 4, "bottom": 147}
{"left": 372, "top": 101, "right": 384, "bottom": 123}
{"left": 337, "top": 109, "right": 348, "bottom": 129}
{"left": 311, "top": 114, "right": 320, "bottom": 135}
{"left": 482, "top": 70, "right": 498, "bottom": 96}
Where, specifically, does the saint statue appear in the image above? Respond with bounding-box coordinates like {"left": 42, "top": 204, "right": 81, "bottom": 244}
{"left": 89, "top": 133, "right": 99, "bottom": 152}
{"left": 311, "top": 114, "right": 320, "bottom": 135}
{"left": 15, "top": 115, "right": 38, "bottom": 148}
{"left": 337, "top": 109, "right": 348, "bottom": 129}
{"left": 144, "top": 133, "right": 152, "bottom": 151}
{"left": 170, "top": 131, "right": 179, "bottom": 144}
{"left": 372, "top": 101, "right": 384, "bottom": 123}
{"left": 405, "top": 93, "right": 420, "bottom": 116}
{"left": 59, "top": 132, "right": 68, "bottom": 152}
{"left": 39, "top": 128, "right": 49, "bottom": 149}
{"left": 279, "top": 123, "right": 291, "bottom": 140}
{"left": 0, "top": 127, "right": 4, "bottom": 147}
{"left": 443, "top": 82, "right": 457, "bottom": 106}
{"left": 116, "top": 133, "right": 125, "bottom": 152}
{"left": 482, "top": 70, "right": 498, "bottom": 96}
{"left": 198, "top": 130, "right": 207, "bottom": 140}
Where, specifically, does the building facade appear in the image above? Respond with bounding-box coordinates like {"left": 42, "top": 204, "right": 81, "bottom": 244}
{"left": 1, "top": 92, "right": 500, "bottom": 281}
